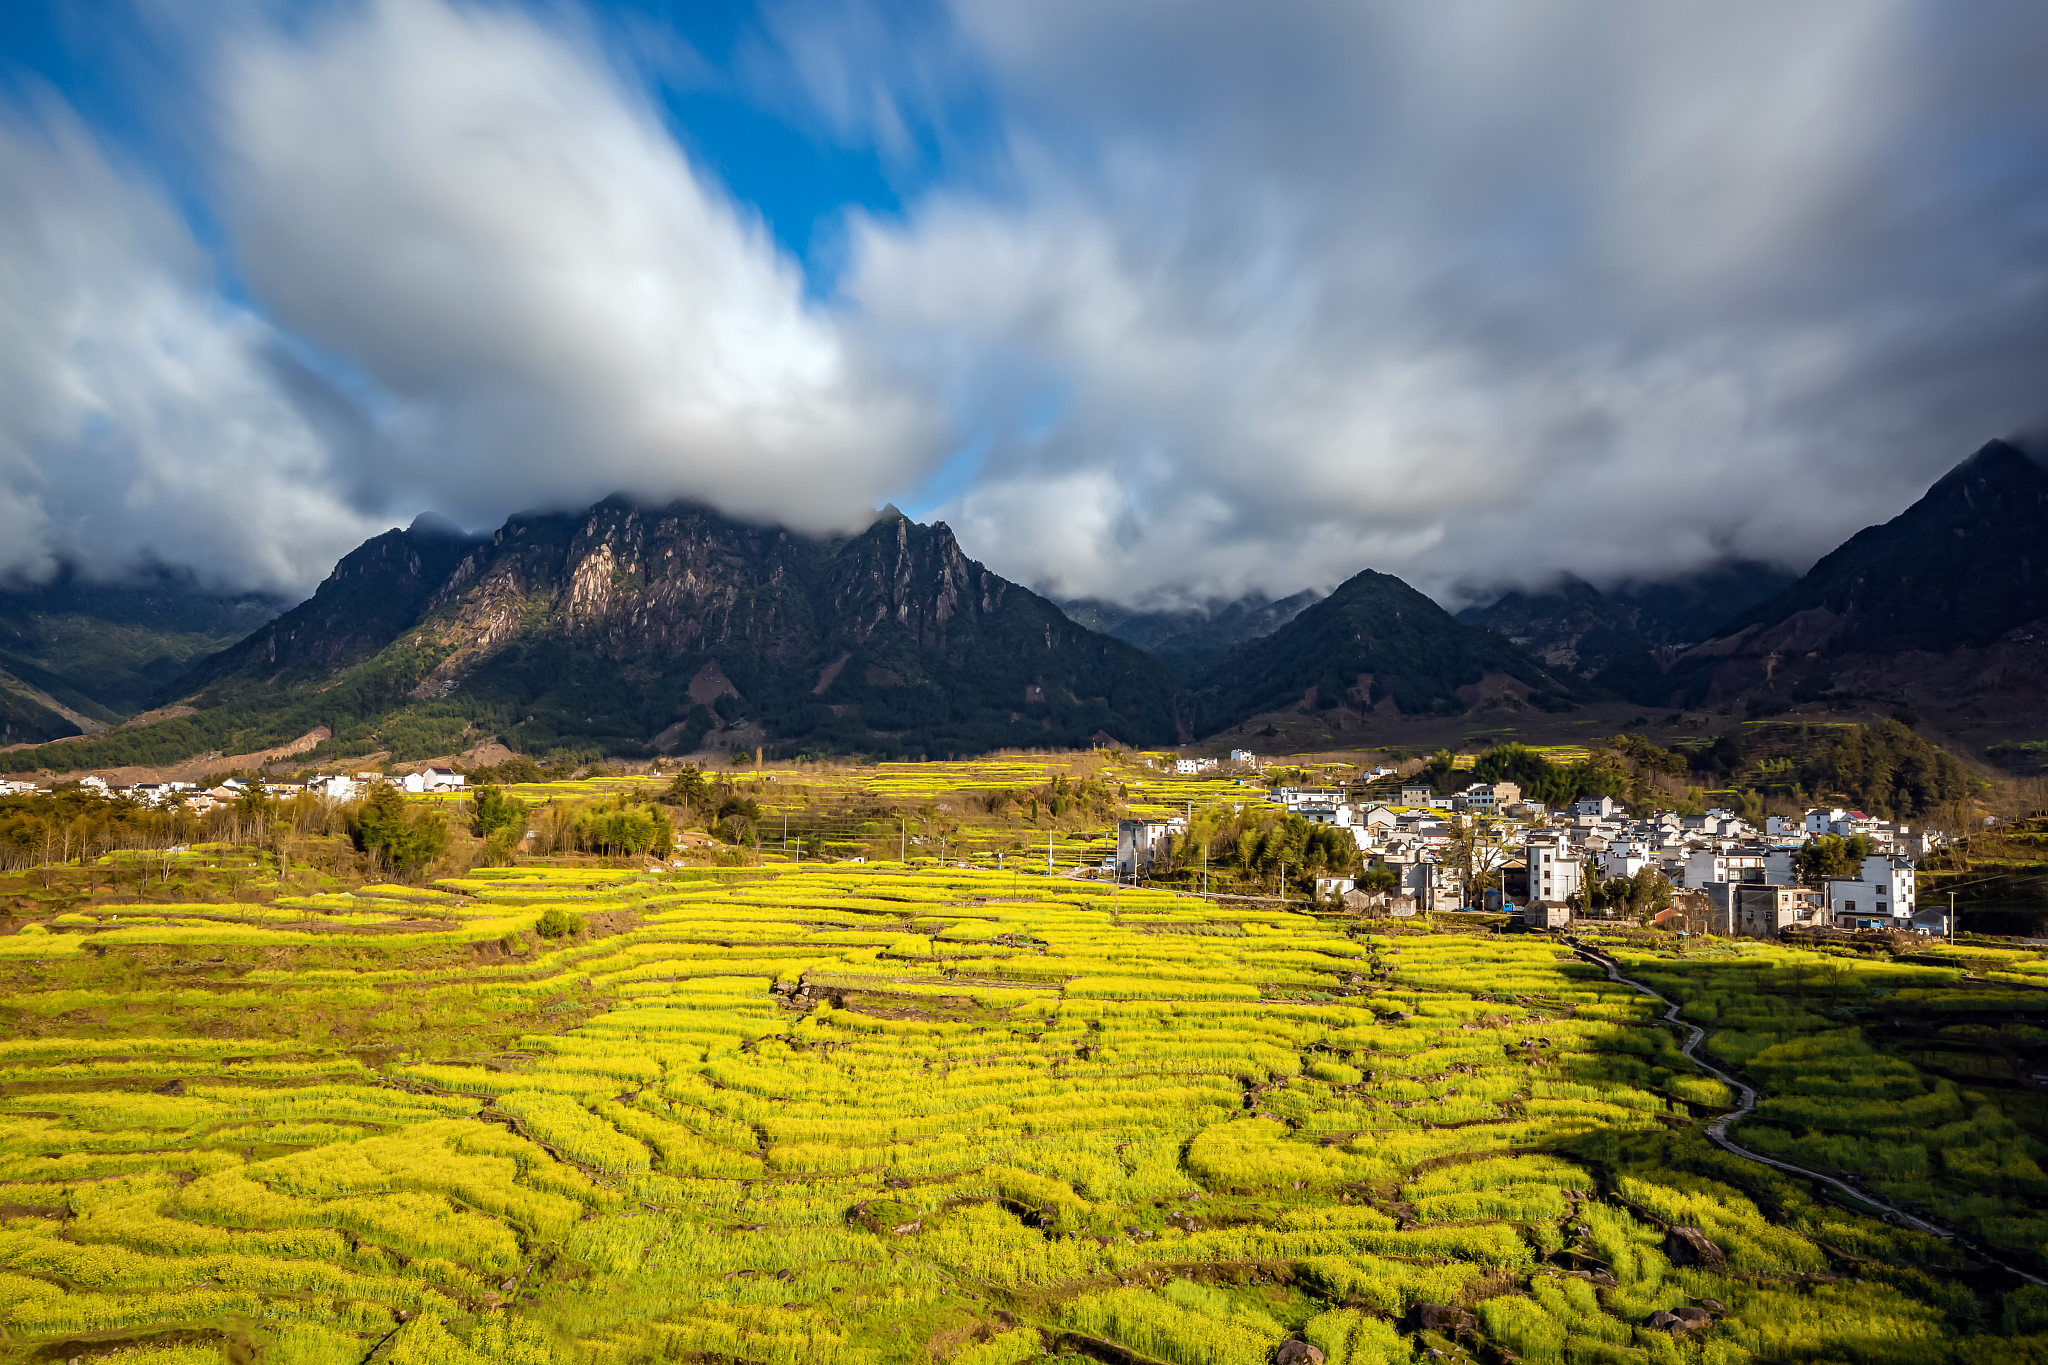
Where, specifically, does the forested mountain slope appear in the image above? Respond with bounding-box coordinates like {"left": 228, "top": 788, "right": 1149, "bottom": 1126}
{"left": 1630, "top": 440, "right": 2048, "bottom": 733}
{"left": 1195, "top": 568, "right": 1582, "bottom": 730}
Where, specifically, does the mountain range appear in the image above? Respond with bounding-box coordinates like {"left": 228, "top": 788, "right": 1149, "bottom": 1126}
{"left": 1059, "top": 591, "right": 1324, "bottom": 681}
{"left": 1454, "top": 561, "right": 1799, "bottom": 691}
{"left": 4, "top": 438, "right": 2045, "bottom": 773}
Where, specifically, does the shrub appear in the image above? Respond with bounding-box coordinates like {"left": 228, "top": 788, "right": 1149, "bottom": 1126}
{"left": 535, "top": 906, "right": 584, "bottom": 940}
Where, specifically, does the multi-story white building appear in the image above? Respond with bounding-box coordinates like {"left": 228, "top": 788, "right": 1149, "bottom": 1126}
{"left": 1456, "top": 782, "right": 1521, "bottom": 815}
{"left": 1827, "top": 854, "right": 1919, "bottom": 930}
{"left": 1596, "top": 840, "right": 1657, "bottom": 882}
{"left": 1117, "top": 817, "right": 1185, "bottom": 880}
{"left": 1706, "top": 883, "right": 1827, "bottom": 938}
{"left": 1679, "top": 850, "right": 1769, "bottom": 890}
{"left": 1806, "top": 807, "right": 1850, "bottom": 835}
{"left": 306, "top": 775, "right": 362, "bottom": 804}
{"left": 1524, "top": 833, "right": 1585, "bottom": 907}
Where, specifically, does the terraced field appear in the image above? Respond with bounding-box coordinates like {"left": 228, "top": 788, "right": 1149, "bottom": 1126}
{"left": 2, "top": 865, "right": 2042, "bottom": 1363}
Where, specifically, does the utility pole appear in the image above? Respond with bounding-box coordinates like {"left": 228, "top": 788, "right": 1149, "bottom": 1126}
{"left": 1048, "top": 829, "right": 1054, "bottom": 873}
{"left": 901, "top": 817, "right": 906, "bottom": 864}
{"left": 1949, "top": 889, "right": 1957, "bottom": 939}
{"left": 1203, "top": 841, "right": 1209, "bottom": 900}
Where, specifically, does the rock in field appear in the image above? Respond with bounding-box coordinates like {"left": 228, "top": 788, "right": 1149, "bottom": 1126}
{"left": 1662, "top": 1225, "right": 1729, "bottom": 1271}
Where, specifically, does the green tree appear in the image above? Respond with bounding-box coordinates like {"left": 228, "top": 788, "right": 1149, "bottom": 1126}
{"left": 536, "top": 906, "right": 583, "bottom": 940}
{"left": 1360, "top": 860, "right": 1400, "bottom": 894}
{"left": 471, "top": 784, "right": 527, "bottom": 840}
{"left": 662, "top": 765, "right": 709, "bottom": 809}
{"left": 1795, "top": 833, "right": 1874, "bottom": 886}
{"left": 1598, "top": 868, "right": 1674, "bottom": 919}
{"left": 350, "top": 784, "right": 449, "bottom": 880}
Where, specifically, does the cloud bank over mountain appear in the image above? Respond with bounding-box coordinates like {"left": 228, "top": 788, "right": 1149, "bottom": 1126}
{"left": 3, "top": 0, "right": 2047, "bottom": 605}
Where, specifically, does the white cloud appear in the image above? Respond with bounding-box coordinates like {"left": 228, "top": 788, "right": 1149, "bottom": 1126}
{"left": 14, "top": 0, "right": 2048, "bottom": 618}
{"left": 835, "top": 0, "right": 2048, "bottom": 605}
{"left": 221, "top": 0, "right": 941, "bottom": 540}
{"left": 0, "top": 101, "right": 377, "bottom": 592}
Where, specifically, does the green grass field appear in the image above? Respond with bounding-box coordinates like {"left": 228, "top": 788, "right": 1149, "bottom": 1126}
{"left": 4, "top": 854, "right": 2048, "bottom": 1364}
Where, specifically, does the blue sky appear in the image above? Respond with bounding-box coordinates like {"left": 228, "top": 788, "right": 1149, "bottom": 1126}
{"left": 3, "top": 1, "right": 2047, "bottom": 607}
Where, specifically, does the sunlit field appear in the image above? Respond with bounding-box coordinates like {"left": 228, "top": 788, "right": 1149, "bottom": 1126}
{"left": 6, "top": 849, "right": 2048, "bottom": 1365}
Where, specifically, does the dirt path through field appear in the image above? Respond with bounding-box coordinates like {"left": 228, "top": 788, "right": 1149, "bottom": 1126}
{"left": 1568, "top": 936, "right": 2047, "bottom": 1286}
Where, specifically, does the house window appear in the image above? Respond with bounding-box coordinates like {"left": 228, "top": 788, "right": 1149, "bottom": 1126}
{"left": 1844, "top": 900, "right": 1855, "bottom": 912}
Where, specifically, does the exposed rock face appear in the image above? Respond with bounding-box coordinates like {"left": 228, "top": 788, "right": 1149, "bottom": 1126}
{"left": 1273, "top": 1341, "right": 1325, "bottom": 1365}
{"left": 172, "top": 499, "right": 1181, "bottom": 758}
{"left": 184, "top": 514, "right": 483, "bottom": 688}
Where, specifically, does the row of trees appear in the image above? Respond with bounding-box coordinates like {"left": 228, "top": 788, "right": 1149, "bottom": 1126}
{"left": 0, "top": 784, "right": 373, "bottom": 889}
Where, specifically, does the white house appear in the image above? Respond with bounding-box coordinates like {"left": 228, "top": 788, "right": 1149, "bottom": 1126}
{"left": 1399, "top": 785, "right": 1432, "bottom": 807}
{"left": 1356, "top": 804, "right": 1398, "bottom": 833}
{"left": 1456, "top": 782, "right": 1521, "bottom": 815}
{"left": 1573, "top": 795, "right": 1619, "bottom": 819}
{"left": 1805, "top": 807, "right": 1851, "bottom": 835}
{"left": 306, "top": 775, "right": 361, "bottom": 803}
{"left": 1174, "top": 757, "right": 1219, "bottom": 774}
{"left": 1679, "top": 850, "right": 1769, "bottom": 890}
{"left": 1275, "top": 787, "right": 1347, "bottom": 811}
{"left": 422, "top": 768, "right": 467, "bottom": 791}
{"left": 1524, "top": 833, "right": 1585, "bottom": 907}
{"left": 1827, "top": 855, "right": 1918, "bottom": 930}
{"left": 1405, "top": 858, "right": 1461, "bottom": 913}
{"left": 1708, "top": 883, "right": 1827, "bottom": 938}
{"left": 1597, "top": 840, "right": 1657, "bottom": 881}
{"left": 1229, "top": 749, "right": 1257, "bottom": 765}
{"left": 1117, "top": 817, "right": 1185, "bottom": 880}
{"left": 79, "top": 775, "right": 109, "bottom": 794}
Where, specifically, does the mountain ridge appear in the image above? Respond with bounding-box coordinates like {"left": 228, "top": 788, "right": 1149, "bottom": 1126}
{"left": 1627, "top": 439, "right": 2048, "bottom": 734}
{"left": 14, "top": 498, "right": 1185, "bottom": 771}
{"left": 1059, "top": 589, "right": 1324, "bottom": 681}
{"left": 1192, "top": 568, "right": 1584, "bottom": 732}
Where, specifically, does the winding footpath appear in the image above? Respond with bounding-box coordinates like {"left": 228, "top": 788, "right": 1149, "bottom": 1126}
{"left": 1567, "top": 937, "right": 2047, "bottom": 1287}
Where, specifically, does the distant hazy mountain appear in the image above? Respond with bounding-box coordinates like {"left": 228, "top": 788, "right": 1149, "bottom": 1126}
{"left": 9, "top": 500, "right": 1180, "bottom": 772}
{"left": 1195, "top": 568, "right": 1581, "bottom": 728}
{"left": 1646, "top": 439, "right": 2048, "bottom": 728}
{"left": 1455, "top": 561, "right": 1799, "bottom": 699}
{"left": 0, "top": 568, "right": 284, "bottom": 746}
{"left": 1060, "top": 590, "right": 1324, "bottom": 681}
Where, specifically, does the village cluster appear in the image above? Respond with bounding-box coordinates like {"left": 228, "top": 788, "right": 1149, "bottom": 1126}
{"left": 1118, "top": 771, "right": 1945, "bottom": 938}
{"left": 0, "top": 766, "right": 468, "bottom": 812}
